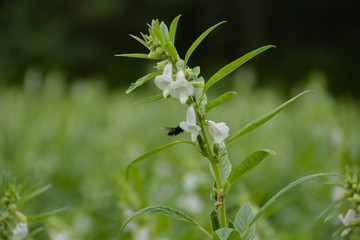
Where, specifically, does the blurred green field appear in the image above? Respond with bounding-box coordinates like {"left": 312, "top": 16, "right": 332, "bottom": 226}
{"left": 1, "top": 69, "right": 359, "bottom": 239}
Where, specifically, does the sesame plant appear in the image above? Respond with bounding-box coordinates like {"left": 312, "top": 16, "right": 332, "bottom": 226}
{"left": 116, "top": 16, "right": 336, "bottom": 239}
{"left": 0, "top": 171, "right": 65, "bottom": 240}
{"left": 318, "top": 167, "right": 360, "bottom": 239}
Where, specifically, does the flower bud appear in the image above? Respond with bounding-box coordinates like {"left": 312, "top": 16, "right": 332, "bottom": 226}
{"left": 192, "top": 82, "right": 204, "bottom": 88}
{"left": 14, "top": 211, "right": 27, "bottom": 223}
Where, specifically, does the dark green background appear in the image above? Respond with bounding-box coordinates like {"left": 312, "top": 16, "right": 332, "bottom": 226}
{"left": 1, "top": 0, "right": 359, "bottom": 96}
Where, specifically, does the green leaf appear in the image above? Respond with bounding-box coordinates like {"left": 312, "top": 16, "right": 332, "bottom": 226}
{"left": 169, "top": 15, "right": 181, "bottom": 44}
{"left": 213, "top": 228, "right": 242, "bottom": 240}
{"left": 234, "top": 202, "right": 255, "bottom": 240}
{"left": 316, "top": 196, "right": 347, "bottom": 221}
{"left": 163, "top": 42, "right": 178, "bottom": 61}
{"left": 324, "top": 206, "right": 350, "bottom": 223}
{"left": 204, "top": 45, "right": 275, "bottom": 93}
{"left": 241, "top": 173, "right": 340, "bottom": 238}
{"left": 210, "top": 152, "right": 232, "bottom": 184}
{"left": 160, "top": 22, "right": 170, "bottom": 43}
{"left": 227, "top": 90, "right": 311, "bottom": 145}
{"left": 134, "top": 94, "right": 164, "bottom": 104}
{"left": 117, "top": 205, "right": 207, "bottom": 240}
{"left": 228, "top": 149, "right": 275, "bottom": 184}
{"left": 125, "top": 140, "right": 199, "bottom": 180}
{"left": 114, "top": 53, "right": 150, "bottom": 59}
{"left": 210, "top": 210, "right": 221, "bottom": 233}
{"left": 129, "top": 34, "right": 149, "bottom": 49}
{"left": 184, "top": 21, "right": 226, "bottom": 68}
{"left": 206, "top": 91, "right": 237, "bottom": 113}
{"left": 27, "top": 207, "right": 68, "bottom": 221}
{"left": 125, "top": 71, "right": 161, "bottom": 94}
{"left": 18, "top": 184, "right": 52, "bottom": 205}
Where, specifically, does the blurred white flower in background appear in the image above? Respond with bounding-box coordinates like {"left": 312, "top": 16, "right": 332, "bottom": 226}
{"left": 339, "top": 209, "right": 356, "bottom": 237}
{"left": 11, "top": 222, "right": 28, "bottom": 240}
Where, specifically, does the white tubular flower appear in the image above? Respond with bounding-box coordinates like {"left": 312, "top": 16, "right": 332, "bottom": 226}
{"left": 180, "top": 105, "right": 201, "bottom": 142}
{"left": 170, "top": 70, "right": 194, "bottom": 104}
{"left": 207, "top": 120, "right": 229, "bottom": 148}
{"left": 154, "top": 63, "right": 174, "bottom": 98}
{"left": 339, "top": 209, "right": 356, "bottom": 237}
{"left": 12, "top": 222, "right": 28, "bottom": 240}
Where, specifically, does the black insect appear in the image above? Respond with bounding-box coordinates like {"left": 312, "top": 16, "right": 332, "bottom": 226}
{"left": 160, "top": 126, "right": 184, "bottom": 136}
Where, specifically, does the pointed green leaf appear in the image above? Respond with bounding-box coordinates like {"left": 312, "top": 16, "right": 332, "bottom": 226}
{"left": 206, "top": 91, "right": 237, "bottom": 113}
{"left": 125, "top": 140, "right": 199, "bottom": 180}
{"left": 316, "top": 196, "right": 347, "bottom": 221}
{"left": 213, "top": 228, "right": 242, "bottom": 240}
{"left": 129, "top": 34, "right": 149, "bottom": 49}
{"left": 324, "top": 206, "right": 350, "bottom": 223}
{"left": 134, "top": 94, "right": 164, "bottom": 104}
{"left": 115, "top": 53, "right": 149, "bottom": 59}
{"left": 18, "top": 184, "right": 52, "bottom": 205}
{"left": 163, "top": 42, "right": 178, "bottom": 61}
{"left": 117, "top": 205, "right": 209, "bottom": 240}
{"left": 160, "top": 22, "right": 170, "bottom": 43}
{"left": 234, "top": 202, "right": 255, "bottom": 240}
{"left": 184, "top": 21, "right": 226, "bottom": 68}
{"left": 228, "top": 149, "right": 275, "bottom": 185}
{"left": 210, "top": 210, "right": 221, "bottom": 233}
{"left": 125, "top": 71, "right": 161, "bottom": 94}
{"left": 227, "top": 90, "right": 311, "bottom": 145}
{"left": 204, "top": 45, "right": 275, "bottom": 93}
{"left": 169, "top": 15, "right": 182, "bottom": 44}
{"left": 210, "top": 153, "right": 232, "bottom": 184}
{"left": 27, "top": 207, "right": 68, "bottom": 221}
{"left": 241, "top": 173, "right": 340, "bottom": 238}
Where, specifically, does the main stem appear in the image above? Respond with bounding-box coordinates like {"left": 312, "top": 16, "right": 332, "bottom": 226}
{"left": 198, "top": 117, "right": 227, "bottom": 228}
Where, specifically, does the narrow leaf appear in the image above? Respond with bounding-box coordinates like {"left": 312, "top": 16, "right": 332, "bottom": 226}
{"left": 117, "top": 205, "right": 202, "bottom": 239}
{"left": 129, "top": 34, "right": 149, "bottom": 48}
{"left": 228, "top": 149, "right": 275, "bottom": 184}
{"left": 210, "top": 210, "right": 221, "bottom": 233}
{"left": 316, "top": 196, "right": 347, "bottom": 221}
{"left": 219, "top": 153, "right": 232, "bottom": 184}
{"left": 184, "top": 21, "right": 226, "bottom": 68}
{"left": 134, "top": 94, "right": 163, "bottom": 104}
{"left": 163, "top": 42, "right": 178, "bottom": 60}
{"left": 18, "top": 184, "right": 52, "bottom": 205}
{"left": 125, "top": 140, "right": 198, "bottom": 180}
{"left": 204, "top": 45, "right": 275, "bottom": 93}
{"left": 125, "top": 71, "right": 161, "bottom": 94}
{"left": 234, "top": 202, "right": 255, "bottom": 240}
{"left": 206, "top": 91, "right": 237, "bottom": 113}
{"left": 27, "top": 207, "right": 68, "bottom": 221}
{"left": 160, "top": 22, "right": 170, "bottom": 43}
{"left": 241, "top": 173, "right": 339, "bottom": 238}
{"left": 228, "top": 90, "right": 311, "bottom": 145}
{"left": 169, "top": 15, "right": 182, "bottom": 44}
{"left": 325, "top": 206, "right": 351, "bottom": 223}
{"left": 115, "top": 53, "right": 149, "bottom": 59}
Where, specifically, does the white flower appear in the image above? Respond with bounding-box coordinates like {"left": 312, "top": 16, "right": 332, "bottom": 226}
{"left": 180, "top": 105, "right": 201, "bottom": 142}
{"left": 207, "top": 120, "right": 229, "bottom": 148}
{"left": 12, "top": 222, "right": 28, "bottom": 240}
{"left": 154, "top": 63, "right": 174, "bottom": 98}
{"left": 170, "top": 70, "right": 193, "bottom": 104}
{"left": 339, "top": 209, "right": 356, "bottom": 237}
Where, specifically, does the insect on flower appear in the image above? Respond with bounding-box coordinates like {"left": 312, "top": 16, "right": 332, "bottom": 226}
{"left": 161, "top": 126, "right": 184, "bottom": 136}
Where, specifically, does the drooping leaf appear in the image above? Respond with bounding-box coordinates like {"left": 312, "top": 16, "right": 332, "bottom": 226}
{"left": 228, "top": 149, "right": 275, "bottom": 185}
{"left": 203, "top": 45, "right": 275, "bottom": 93}
{"left": 125, "top": 71, "right": 161, "bottom": 94}
{"left": 227, "top": 90, "right": 311, "bottom": 145}
{"left": 134, "top": 94, "right": 164, "bottom": 104}
{"left": 27, "top": 207, "right": 68, "bottom": 221}
{"left": 213, "top": 228, "right": 242, "bottom": 240}
{"left": 117, "top": 205, "right": 209, "bottom": 239}
{"left": 125, "top": 140, "right": 199, "bottom": 180}
{"left": 160, "top": 22, "right": 170, "bottom": 43}
{"left": 241, "top": 173, "right": 339, "bottom": 238}
{"left": 206, "top": 91, "right": 237, "bottom": 113}
{"left": 129, "top": 34, "right": 149, "bottom": 49}
{"left": 210, "top": 210, "right": 221, "bottom": 233}
{"left": 234, "top": 202, "right": 255, "bottom": 240}
{"left": 169, "top": 15, "right": 181, "bottom": 44}
{"left": 184, "top": 21, "right": 226, "bottom": 68}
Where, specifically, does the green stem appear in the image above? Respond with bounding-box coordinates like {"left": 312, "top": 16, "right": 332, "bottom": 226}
{"left": 197, "top": 111, "right": 227, "bottom": 228}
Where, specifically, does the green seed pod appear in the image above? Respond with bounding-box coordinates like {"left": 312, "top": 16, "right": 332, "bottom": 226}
{"left": 14, "top": 211, "right": 27, "bottom": 223}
